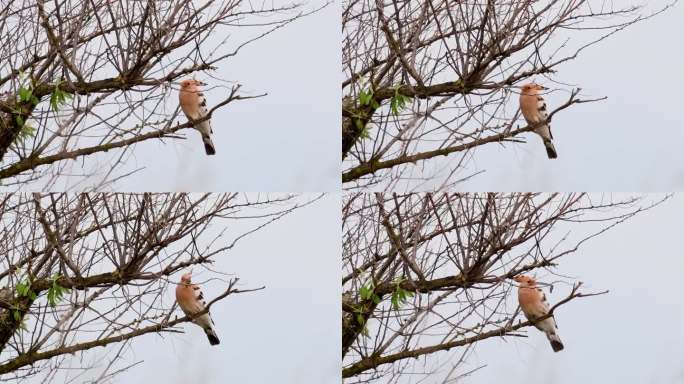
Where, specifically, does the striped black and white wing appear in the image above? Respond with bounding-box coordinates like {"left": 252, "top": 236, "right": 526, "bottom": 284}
{"left": 192, "top": 285, "right": 215, "bottom": 329}
{"left": 536, "top": 95, "right": 553, "bottom": 139}
{"left": 196, "top": 92, "right": 212, "bottom": 135}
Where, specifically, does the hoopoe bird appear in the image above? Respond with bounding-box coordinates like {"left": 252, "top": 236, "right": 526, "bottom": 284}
{"left": 179, "top": 79, "right": 216, "bottom": 155}
{"left": 175, "top": 271, "right": 221, "bottom": 345}
{"left": 519, "top": 83, "right": 557, "bottom": 159}
{"left": 513, "top": 275, "right": 564, "bottom": 352}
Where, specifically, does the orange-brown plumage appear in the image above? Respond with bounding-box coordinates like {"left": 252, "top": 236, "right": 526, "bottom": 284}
{"left": 518, "top": 83, "right": 558, "bottom": 159}
{"left": 513, "top": 275, "right": 564, "bottom": 352}
{"left": 175, "top": 271, "right": 220, "bottom": 345}
{"left": 178, "top": 79, "right": 216, "bottom": 155}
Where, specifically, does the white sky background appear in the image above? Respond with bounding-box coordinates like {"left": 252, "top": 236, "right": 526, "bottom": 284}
{"left": 108, "top": 0, "right": 339, "bottom": 192}
{"left": 405, "top": 194, "right": 684, "bottom": 384}
{"left": 388, "top": 0, "right": 684, "bottom": 192}
{"left": 108, "top": 194, "right": 340, "bottom": 384}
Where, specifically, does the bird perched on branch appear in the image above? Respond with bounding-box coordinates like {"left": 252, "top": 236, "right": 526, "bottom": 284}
{"left": 179, "top": 79, "right": 216, "bottom": 155}
{"left": 175, "top": 271, "right": 220, "bottom": 345}
{"left": 519, "top": 83, "right": 557, "bottom": 159}
{"left": 513, "top": 275, "right": 564, "bottom": 352}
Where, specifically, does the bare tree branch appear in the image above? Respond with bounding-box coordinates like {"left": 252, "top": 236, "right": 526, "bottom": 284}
{"left": 342, "top": 0, "right": 677, "bottom": 190}
{"left": 0, "top": 0, "right": 324, "bottom": 189}
{"left": 342, "top": 192, "right": 667, "bottom": 382}
{"left": 0, "top": 192, "right": 314, "bottom": 382}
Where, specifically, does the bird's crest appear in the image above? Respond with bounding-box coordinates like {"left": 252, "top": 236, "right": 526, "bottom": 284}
{"left": 519, "top": 82, "right": 547, "bottom": 93}
{"left": 180, "top": 270, "right": 193, "bottom": 284}
{"left": 513, "top": 274, "right": 536, "bottom": 286}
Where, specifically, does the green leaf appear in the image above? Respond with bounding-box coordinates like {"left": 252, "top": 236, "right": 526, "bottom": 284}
{"left": 47, "top": 288, "right": 56, "bottom": 307}
{"left": 18, "top": 123, "right": 35, "bottom": 138}
{"left": 359, "top": 285, "right": 370, "bottom": 300}
{"left": 354, "top": 118, "right": 365, "bottom": 132}
{"left": 12, "top": 309, "right": 20, "bottom": 322}
{"left": 389, "top": 87, "right": 412, "bottom": 116}
{"left": 358, "top": 90, "right": 368, "bottom": 106}
{"left": 358, "top": 86, "right": 375, "bottom": 107}
{"left": 16, "top": 281, "right": 29, "bottom": 297}
{"left": 46, "top": 275, "right": 70, "bottom": 307}
{"left": 13, "top": 122, "right": 36, "bottom": 145}
{"left": 50, "top": 92, "right": 58, "bottom": 111}
{"left": 389, "top": 279, "right": 413, "bottom": 310}
{"left": 18, "top": 87, "right": 31, "bottom": 102}
{"left": 49, "top": 80, "right": 73, "bottom": 112}
{"left": 359, "top": 126, "right": 371, "bottom": 139}
{"left": 397, "top": 287, "right": 408, "bottom": 303}
{"left": 372, "top": 293, "right": 381, "bottom": 304}
{"left": 356, "top": 313, "right": 365, "bottom": 326}
{"left": 14, "top": 115, "right": 24, "bottom": 127}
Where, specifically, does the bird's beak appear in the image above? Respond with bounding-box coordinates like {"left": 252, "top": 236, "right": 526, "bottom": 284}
{"left": 539, "top": 85, "right": 548, "bottom": 90}
{"left": 197, "top": 81, "right": 207, "bottom": 86}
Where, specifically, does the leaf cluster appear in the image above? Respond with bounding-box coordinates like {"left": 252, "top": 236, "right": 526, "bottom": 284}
{"left": 389, "top": 86, "right": 410, "bottom": 116}
{"left": 46, "top": 274, "right": 70, "bottom": 307}
{"left": 49, "top": 79, "right": 73, "bottom": 112}
{"left": 389, "top": 277, "right": 413, "bottom": 310}
{"left": 10, "top": 273, "right": 70, "bottom": 323}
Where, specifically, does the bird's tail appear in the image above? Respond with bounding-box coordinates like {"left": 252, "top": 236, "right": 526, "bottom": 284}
{"left": 546, "top": 331, "right": 564, "bottom": 352}
{"left": 204, "top": 326, "right": 220, "bottom": 346}
{"left": 202, "top": 134, "right": 216, "bottom": 155}
{"left": 543, "top": 139, "right": 558, "bottom": 159}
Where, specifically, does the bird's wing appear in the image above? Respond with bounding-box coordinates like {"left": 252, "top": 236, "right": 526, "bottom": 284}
{"left": 196, "top": 92, "right": 213, "bottom": 135}
{"left": 537, "top": 288, "right": 551, "bottom": 314}
{"left": 192, "top": 285, "right": 206, "bottom": 309}
{"left": 536, "top": 96, "right": 553, "bottom": 139}
{"left": 535, "top": 287, "right": 560, "bottom": 331}
{"left": 519, "top": 285, "right": 560, "bottom": 335}
{"left": 191, "top": 284, "right": 215, "bottom": 328}
{"left": 521, "top": 287, "right": 551, "bottom": 319}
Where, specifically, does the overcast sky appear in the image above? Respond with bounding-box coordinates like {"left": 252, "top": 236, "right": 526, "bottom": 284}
{"left": 109, "top": 0, "right": 338, "bottom": 192}
{"left": 113, "top": 194, "right": 339, "bottom": 384}
{"left": 421, "top": 194, "right": 683, "bottom": 384}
